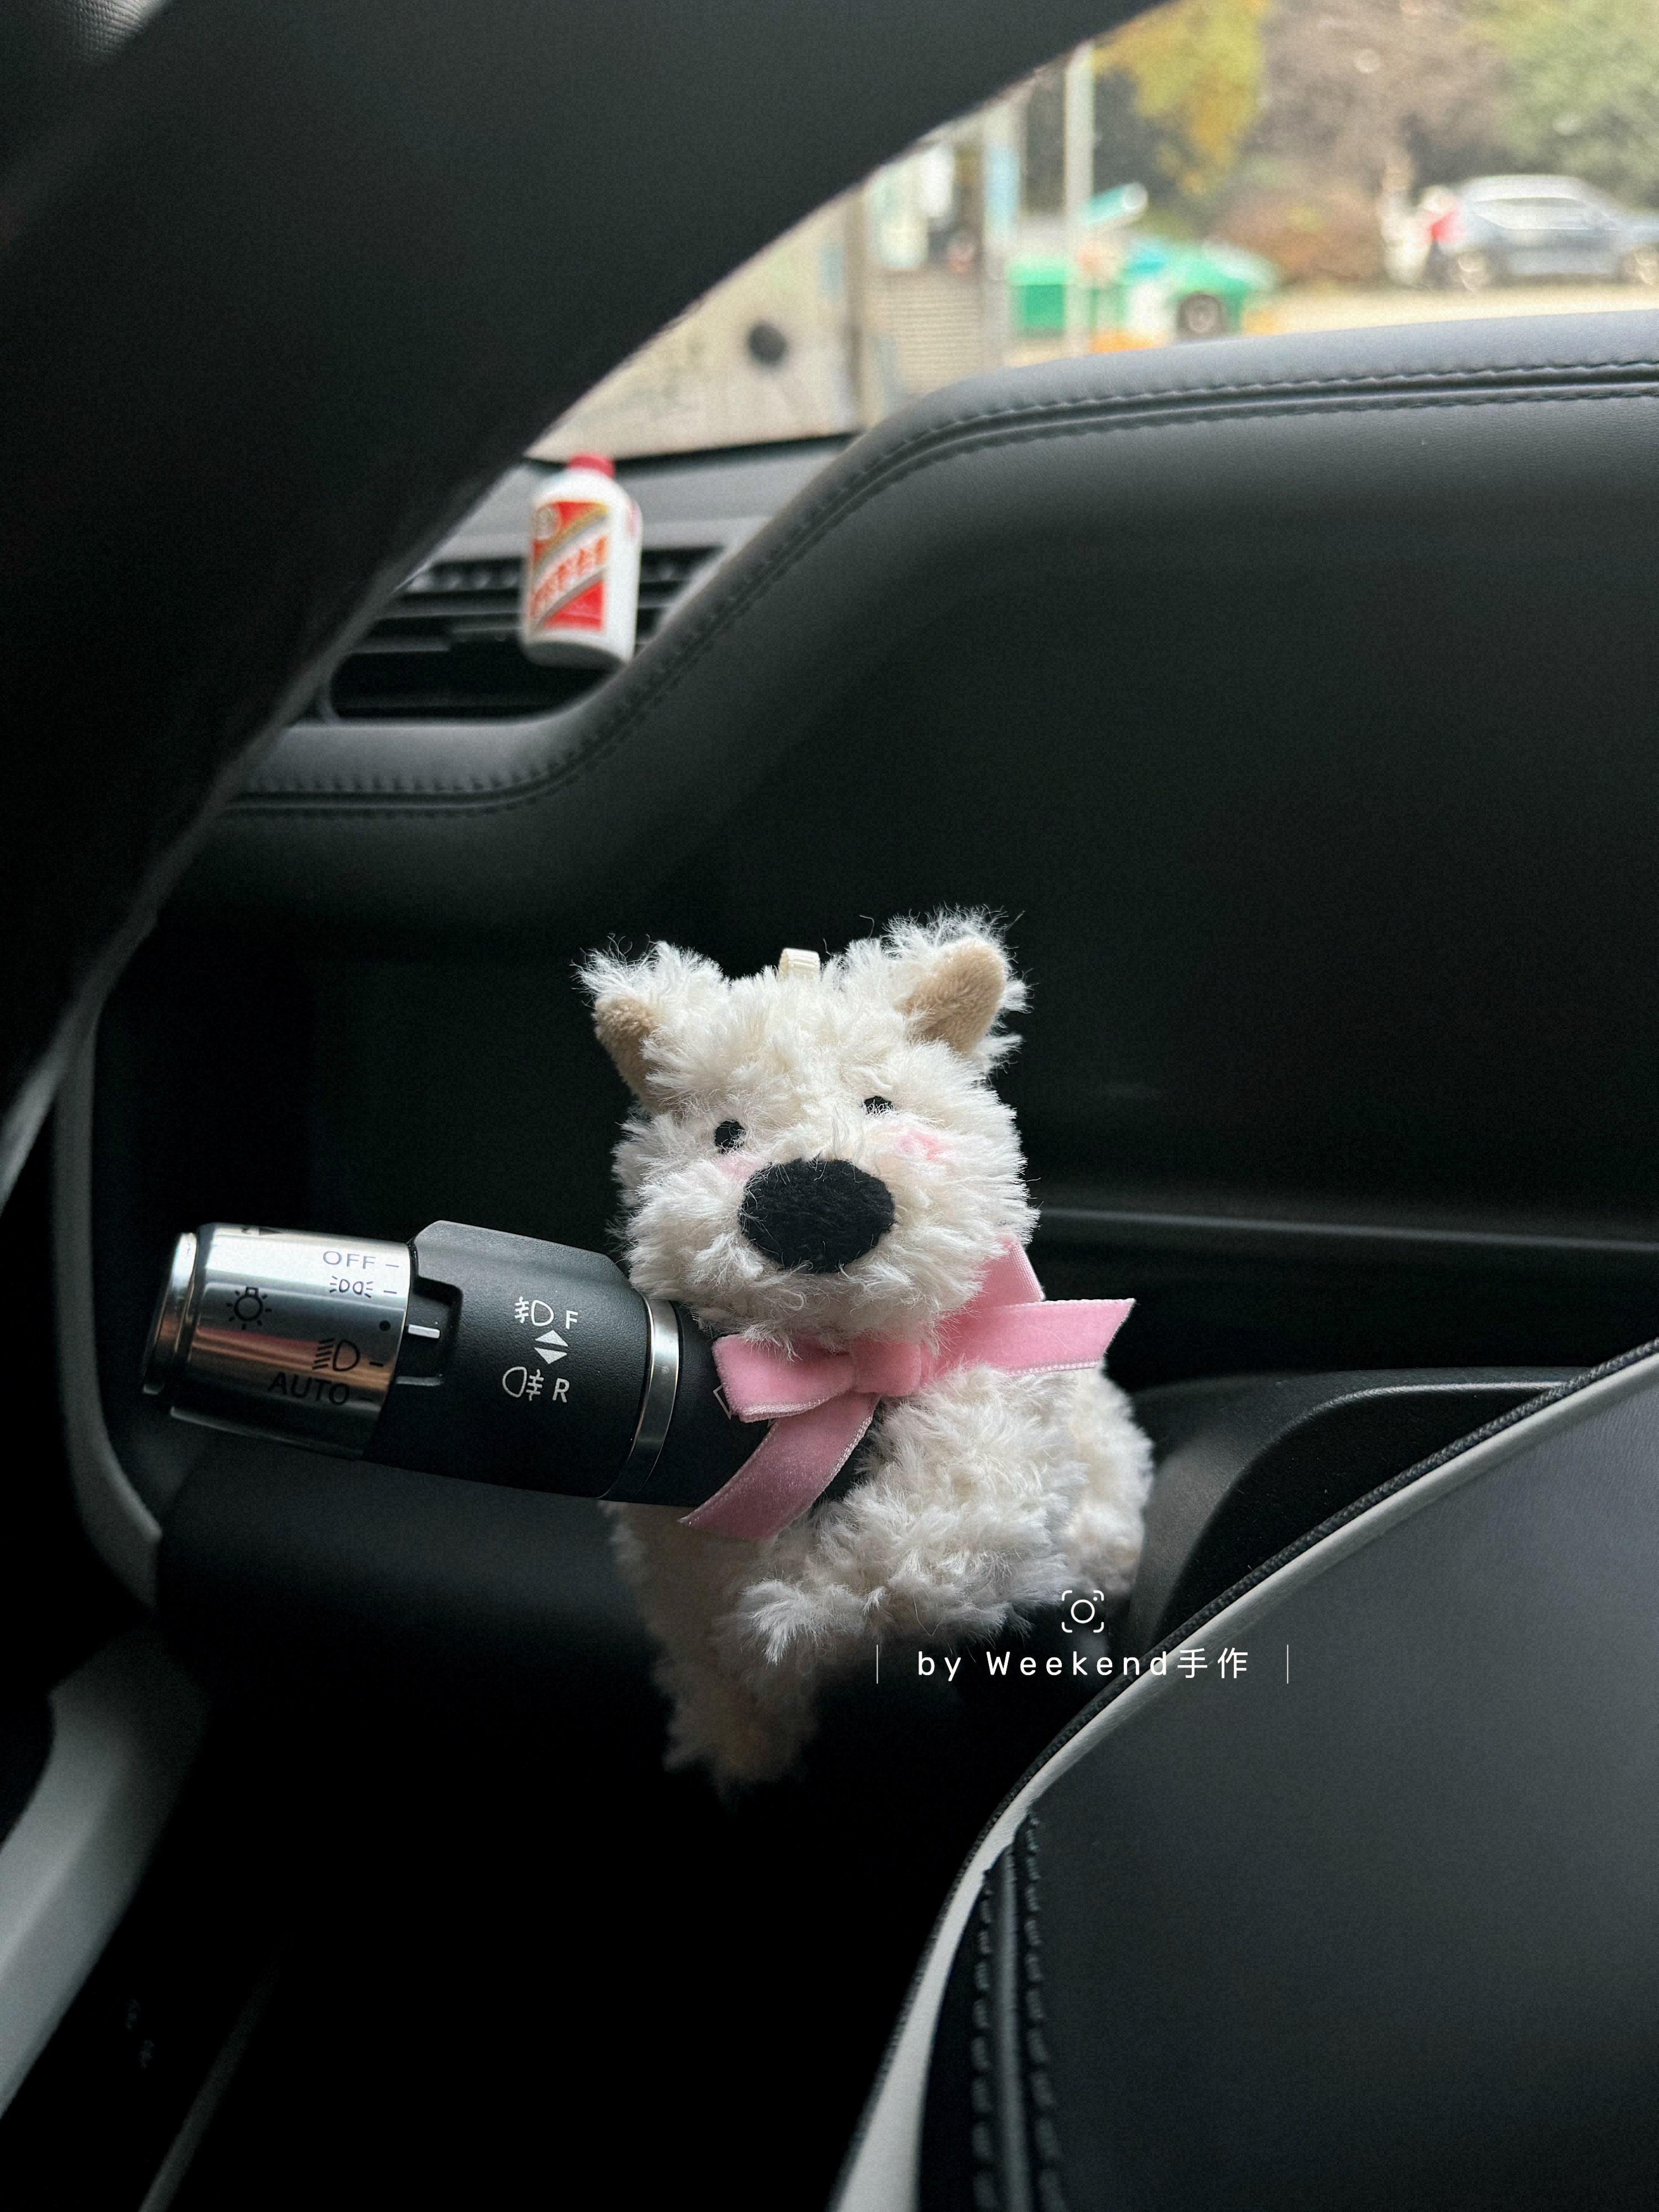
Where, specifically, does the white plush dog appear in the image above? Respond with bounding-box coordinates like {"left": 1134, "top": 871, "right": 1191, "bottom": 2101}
{"left": 582, "top": 916, "right": 1151, "bottom": 1787}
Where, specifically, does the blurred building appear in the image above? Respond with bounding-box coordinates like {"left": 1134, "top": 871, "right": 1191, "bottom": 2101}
{"left": 543, "top": 46, "right": 1107, "bottom": 459}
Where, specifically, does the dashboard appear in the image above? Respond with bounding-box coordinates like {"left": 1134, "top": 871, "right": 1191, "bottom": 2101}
{"left": 306, "top": 441, "right": 847, "bottom": 724}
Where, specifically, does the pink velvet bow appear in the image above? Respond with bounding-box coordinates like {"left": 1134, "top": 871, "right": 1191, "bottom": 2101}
{"left": 680, "top": 1241, "right": 1132, "bottom": 1542}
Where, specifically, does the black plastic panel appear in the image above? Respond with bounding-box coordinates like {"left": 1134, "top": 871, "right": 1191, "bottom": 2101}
{"left": 1124, "top": 1366, "right": 1575, "bottom": 1651}
{"left": 0, "top": 1734, "right": 283, "bottom": 2211}
{"left": 156, "top": 1441, "right": 659, "bottom": 1735}
{"left": 0, "top": 1698, "right": 50, "bottom": 1854}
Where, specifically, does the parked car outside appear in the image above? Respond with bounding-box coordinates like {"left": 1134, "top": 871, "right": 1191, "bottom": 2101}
{"left": 1102, "top": 232, "right": 1278, "bottom": 341}
{"left": 1008, "top": 232, "right": 1277, "bottom": 349}
{"left": 1418, "top": 174, "right": 1659, "bottom": 290}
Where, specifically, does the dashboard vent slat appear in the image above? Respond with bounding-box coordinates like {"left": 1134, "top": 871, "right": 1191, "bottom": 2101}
{"left": 319, "top": 545, "right": 718, "bottom": 720}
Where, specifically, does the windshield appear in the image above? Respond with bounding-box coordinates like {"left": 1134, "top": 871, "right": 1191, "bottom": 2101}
{"left": 540, "top": 0, "right": 1659, "bottom": 463}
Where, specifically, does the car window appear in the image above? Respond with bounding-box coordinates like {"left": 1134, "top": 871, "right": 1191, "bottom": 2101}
{"left": 541, "top": 0, "right": 1659, "bottom": 462}
{"left": 1480, "top": 196, "right": 1598, "bottom": 227}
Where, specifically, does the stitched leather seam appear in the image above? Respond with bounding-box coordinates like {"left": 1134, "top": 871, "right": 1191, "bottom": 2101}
{"left": 965, "top": 1349, "right": 1659, "bottom": 2211}
{"left": 242, "top": 375, "right": 1659, "bottom": 815}
{"left": 249, "top": 375, "right": 1659, "bottom": 809}
{"left": 966, "top": 1880, "right": 1000, "bottom": 2209}
{"left": 1018, "top": 1817, "right": 1069, "bottom": 2212}
{"left": 862, "top": 355, "right": 1659, "bottom": 436}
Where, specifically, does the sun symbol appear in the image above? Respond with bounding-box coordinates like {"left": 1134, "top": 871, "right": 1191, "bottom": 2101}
{"left": 227, "top": 1286, "right": 268, "bottom": 1329}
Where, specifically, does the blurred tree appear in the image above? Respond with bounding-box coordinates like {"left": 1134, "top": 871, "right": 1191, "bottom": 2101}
{"left": 1251, "top": 0, "right": 1506, "bottom": 194}
{"left": 1095, "top": 0, "right": 1270, "bottom": 202}
{"left": 1480, "top": 0, "right": 1659, "bottom": 204}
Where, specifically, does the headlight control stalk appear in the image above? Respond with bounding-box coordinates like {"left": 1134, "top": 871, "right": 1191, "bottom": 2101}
{"left": 142, "top": 1221, "right": 751, "bottom": 1508}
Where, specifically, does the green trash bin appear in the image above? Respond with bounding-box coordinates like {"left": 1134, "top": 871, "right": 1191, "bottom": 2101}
{"left": 1009, "top": 237, "right": 1277, "bottom": 348}
{"left": 1007, "top": 255, "right": 1070, "bottom": 337}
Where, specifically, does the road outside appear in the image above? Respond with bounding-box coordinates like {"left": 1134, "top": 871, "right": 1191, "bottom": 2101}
{"left": 1264, "top": 281, "right": 1659, "bottom": 335}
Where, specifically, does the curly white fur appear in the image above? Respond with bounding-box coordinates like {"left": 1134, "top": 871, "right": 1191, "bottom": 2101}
{"left": 582, "top": 915, "right": 1152, "bottom": 1787}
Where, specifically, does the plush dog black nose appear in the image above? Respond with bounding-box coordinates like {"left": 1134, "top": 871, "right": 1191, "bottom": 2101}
{"left": 738, "top": 1157, "right": 896, "bottom": 1275}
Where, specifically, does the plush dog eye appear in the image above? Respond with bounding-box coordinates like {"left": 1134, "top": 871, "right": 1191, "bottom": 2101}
{"left": 862, "top": 1097, "right": 893, "bottom": 1114}
{"left": 713, "top": 1119, "right": 745, "bottom": 1151}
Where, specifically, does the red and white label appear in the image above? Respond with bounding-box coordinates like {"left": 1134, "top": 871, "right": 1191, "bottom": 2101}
{"left": 526, "top": 498, "right": 608, "bottom": 634}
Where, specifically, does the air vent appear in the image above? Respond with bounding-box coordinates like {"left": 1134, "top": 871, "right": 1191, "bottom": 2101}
{"left": 320, "top": 545, "right": 718, "bottom": 720}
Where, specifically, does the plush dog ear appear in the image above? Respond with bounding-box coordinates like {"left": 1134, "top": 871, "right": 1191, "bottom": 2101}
{"left": 900, "top": 932, "right": 1010, "bottom": 1056}
{"left": 581, "top": 942, "right": 727, "bottom": 1108}
{"left": 591, "top": 988, "right": 661, "bottom": 1106}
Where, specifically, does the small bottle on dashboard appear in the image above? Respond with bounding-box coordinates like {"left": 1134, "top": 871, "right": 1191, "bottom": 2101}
{"left": 519, "top": 451, "right": 643, "bottom": 670}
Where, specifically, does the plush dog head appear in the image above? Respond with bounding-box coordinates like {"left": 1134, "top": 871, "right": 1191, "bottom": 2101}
{"left": 581, "top": 916, "right": 1033, "bottom": 1347}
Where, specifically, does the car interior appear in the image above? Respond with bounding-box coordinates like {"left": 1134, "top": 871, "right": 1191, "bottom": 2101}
{"left": 8, "top": 3, "right": 1659, "bottom": 2208}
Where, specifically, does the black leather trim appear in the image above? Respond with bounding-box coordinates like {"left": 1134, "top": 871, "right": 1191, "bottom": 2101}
{"left": 242, "top": 335, "right": 1659, "bottom": 809}
{"left": 898, "top": 1335, "right": 1659, "bottom": 2212}
{"left": 180, "top": 309, "right": 1659, "bottom": 942}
